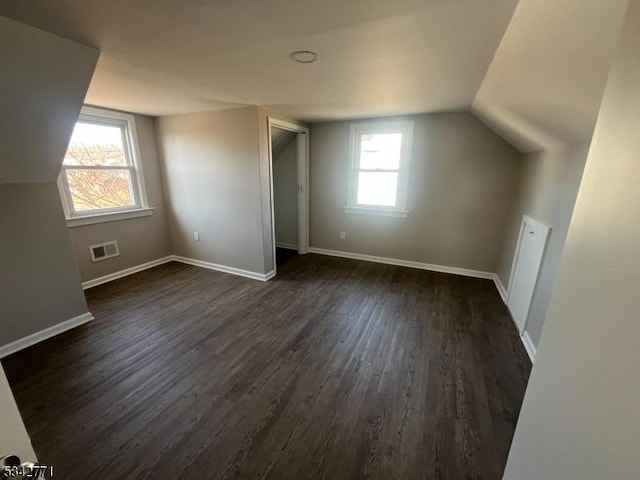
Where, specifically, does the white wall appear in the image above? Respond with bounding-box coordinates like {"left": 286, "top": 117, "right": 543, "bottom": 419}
{"left": 503, "top": 1, "right": 640, "bottom": 477}
{"left": 0, "top": 366, "right": 36, "bottom": 463}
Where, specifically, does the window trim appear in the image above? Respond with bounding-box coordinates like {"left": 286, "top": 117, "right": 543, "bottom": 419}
{"left": 345, "top": 120, "right": 414, "bottom": 218}
{"left": 58, "top": 106, "right": 150, "bottom": 226}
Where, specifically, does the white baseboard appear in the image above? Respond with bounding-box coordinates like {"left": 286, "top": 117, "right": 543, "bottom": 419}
{"left": 493, "top": 274, "right": 508, "bottom": 303}
{"left": 82, "top": 256, "right": 174, "bottom": 289}
{"left": 276, "top": 242, "right": 298, "bottom": 251}
{"left": 497, "top": 281, "right": 536, "bottom": 364}
{"left": 0, "top": 254, "right": 271, "bottom": 357}
{"left": 83, "top": 255, "right": 274, "bottom": 290}
{"left": 308, "top": 247, "right": 494, "bottom": 280}
{"left": 172, "top": 256, "right": 273, "bottom": 282}
{"left": 0, "top": 312, "right": 94, "bottom": 359}
{"left": 521, "top": 331, "right": 537, "bottom": 363}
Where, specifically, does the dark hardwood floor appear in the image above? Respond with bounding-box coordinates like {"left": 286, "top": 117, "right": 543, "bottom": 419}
{"left": 3, "top": 253, "right": 531, "bottom": 480}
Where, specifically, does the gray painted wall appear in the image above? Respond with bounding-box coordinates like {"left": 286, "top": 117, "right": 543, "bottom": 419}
{"left": 503, "top": 1, "right": 639, "bottom": 477}
{"left": 0, "top": 17, "right": 96, "bottom": 350}
{"left": 309, "top": 112, "right": 522, "bottom": 273}
{"left": 497, "top": 143, "right": 589, "bottom": 348}
{"left": 0, "top": 16, "right": 98, "bottom": 184}
{"left": 68, "top": 114, "right": 172, "bottom": 282}
{"left": 0, "top": 183, "right": 89, "bottom": 345}
{"left": 272, "top": 129, "right": 298, "bottom": 247}
{"left": 156, "top": 107, "right": 267, "bottom": 274}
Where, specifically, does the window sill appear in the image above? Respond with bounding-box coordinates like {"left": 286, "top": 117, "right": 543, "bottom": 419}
{"left": 343, "top": 206, "right": 409, "bottom": 218}
{"left": 66, "top": 207, "right": 154, "bottom": 228}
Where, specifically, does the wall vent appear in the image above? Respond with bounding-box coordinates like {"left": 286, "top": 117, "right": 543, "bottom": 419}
{"left": 89, "top": 241, "right": 120, "bottom": 262}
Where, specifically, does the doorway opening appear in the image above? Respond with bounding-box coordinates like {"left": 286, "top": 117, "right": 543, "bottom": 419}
{"left": 267, "top": 118, "right": 309, "bottom": 272}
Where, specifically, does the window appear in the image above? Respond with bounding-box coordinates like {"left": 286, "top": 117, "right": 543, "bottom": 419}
{"left": 58, "top": 106, "right": 151, "bottom": 226}
{"left": 345, "top": 121, "right": 414, "bottom": 217}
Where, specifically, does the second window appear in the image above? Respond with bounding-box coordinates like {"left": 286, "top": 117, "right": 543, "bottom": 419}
{"left": 347, "top": 120, "right": 414, "bottom": 216}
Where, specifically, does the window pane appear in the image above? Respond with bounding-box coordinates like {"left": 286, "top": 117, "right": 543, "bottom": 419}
{"left": 357, "top": 172, "right": 398, "bottom": 206}
{"left": 65, "top": 168, "right": 135, "bottom": 211}
{"left": 359, "top": 133, "right": 402, "bottom": 170}
{"left": 63, "top": 122, "right": 127, "bottom": 166}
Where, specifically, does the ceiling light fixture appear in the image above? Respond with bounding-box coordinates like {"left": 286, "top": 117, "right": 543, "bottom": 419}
{"left": 290, "top": 50, "right": 319, "bottom": 64}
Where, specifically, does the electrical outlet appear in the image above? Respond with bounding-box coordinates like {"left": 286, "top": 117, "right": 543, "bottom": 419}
{"left": 194, "top": 231, "right": 200, "bottom": 241}
{"left": 340, "top": 231, "right": 346, "bottom": 240}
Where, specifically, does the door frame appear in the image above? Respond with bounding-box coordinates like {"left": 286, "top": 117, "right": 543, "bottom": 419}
{"left": 506, "top": 214, "right": 552, "bottom": 334}
{"left": 267, "top": 117, "right": 309, "bottom": 272}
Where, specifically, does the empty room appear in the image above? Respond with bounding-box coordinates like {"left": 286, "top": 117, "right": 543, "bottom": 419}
{"left": 1, "top": 0, "right": 638, "bottom": 479}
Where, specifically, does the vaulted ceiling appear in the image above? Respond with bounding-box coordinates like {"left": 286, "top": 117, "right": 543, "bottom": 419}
{"left": 472, "top": 0, "right": 629, "bottom": 152}
{"left": 0, "top": 0, "right": 629, "bottom": 152}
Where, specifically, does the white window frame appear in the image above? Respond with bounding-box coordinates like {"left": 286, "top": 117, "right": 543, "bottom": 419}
{"left": 344, "top": 120, "right": 414, "bottom": 218}
{"left": 58, "top": 106, "right": 152, "bottom": 227}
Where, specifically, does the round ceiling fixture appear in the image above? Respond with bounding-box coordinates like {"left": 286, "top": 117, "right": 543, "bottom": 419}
{"left": 290, "top": 50, "right": 319, "bottom": 64}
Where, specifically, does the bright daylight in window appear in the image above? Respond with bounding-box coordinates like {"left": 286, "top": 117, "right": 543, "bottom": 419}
{"left": 346, "top": 121, "right": 413, "bottom": 217}
{"left": 59, "top": 107, "right": 149, "bottom": 225}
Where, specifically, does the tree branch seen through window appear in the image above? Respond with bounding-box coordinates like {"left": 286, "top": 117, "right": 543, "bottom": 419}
{"left": 58, "top": 107, "right": 147, "bottom": 218}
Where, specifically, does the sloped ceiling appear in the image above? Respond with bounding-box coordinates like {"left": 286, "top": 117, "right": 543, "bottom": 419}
{"left": 0, "top": 0, "right": 630, "bottom": 153}
{"left": 0, "top": 17, "right": 98, "bottom": 183}
{"left": 471, "top": 0, "right": 629, "bottom": 152}
{"left": 0, "top": 0, "right": 518, "bottom": 120}
{"left": 271, "top": 127, "right": 297, "bottom": 159}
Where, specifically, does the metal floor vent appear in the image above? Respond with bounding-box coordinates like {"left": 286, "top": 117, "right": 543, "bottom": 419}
{"left": 89, "top": 240, "right": 120, "bottom": 262}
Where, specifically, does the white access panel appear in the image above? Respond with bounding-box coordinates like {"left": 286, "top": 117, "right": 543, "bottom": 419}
{"left": 507, "top": 215, "right": 551, "bottom": 333}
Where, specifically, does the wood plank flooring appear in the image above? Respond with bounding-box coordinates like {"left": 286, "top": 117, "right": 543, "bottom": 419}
{"left": 2, "top": 253, "right": 531, "bottom": 480}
